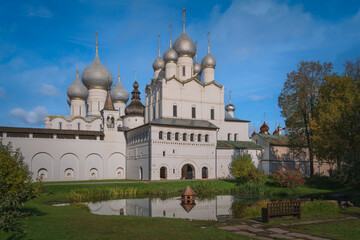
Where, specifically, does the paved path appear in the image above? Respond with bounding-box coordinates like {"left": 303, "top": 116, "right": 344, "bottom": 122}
{"left": 218, "top": 216, "right": 358, "bottom": 240}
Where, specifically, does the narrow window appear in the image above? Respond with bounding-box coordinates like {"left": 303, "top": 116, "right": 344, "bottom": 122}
{"left": 173, "top": 105, "right": 177, "bottom": 117}
{"left": 163, "top": 151, "right": 165, "bottom": 157}
{"left": 183, "top": 133, "right": 187, "bottom": 141}
{"left": 79, "top": 106, "right": 81, "bottom": 116}
{"left": 211, "top": 109, "right": 215, "bottom": 120}
{"left": 173, "top": 169, "right": 175, "bottom": 174}
{"left": 77, "top": 122, "right": 80, "bottom": 130}
{"left": 205, "top": 134, "right": 209, "bottom": 142}
{"left": 234, "top": 133, "right": 238, "bottom": 141}
{"left": 173, "top": 149, "right": 175, "bottom": 153}
{"left": 98, "top": 101, "right": 100, "bottom": 111}
{"left": 190, "top": 133, "right": 194, "bottom": 142}
{"left": 153, "top": 106, "right": 156, "bottom": 119}
{"left": 175, "top": 132, "right": 179, "bottom": 141}
{"left": 59, "top": 122, "right": 62, "bottom": 130}
{"left": 192, "top": 107, "right": 196, "bottom": 119}
{"left": 159, "top": 131, "right": 163, "bottom": 140}
{"left": 228, "top": 133, "right": 231, "bottom": 141}
{"left": 197, "top": 134, "right": 202, "bottom": 142}
{"left": 182, "top": 66, "right": 185, "bottom": 76}
{"left": 167, "top": 132, "right": 171, "bottom": 140}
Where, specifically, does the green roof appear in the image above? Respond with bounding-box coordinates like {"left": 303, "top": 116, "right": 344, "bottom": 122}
{"left": 258, "top": 134, "right": 289, "bottom": 146}
{"left": 217, "top": 140, "right": 262, "bottom": 150}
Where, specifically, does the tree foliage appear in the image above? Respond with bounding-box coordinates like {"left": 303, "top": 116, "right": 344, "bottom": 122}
{"left": 230, "top": 153, "right": 266, "bottom": 183}
{"left": 0, "top": 141, "right": 40, "bottom": 234}
{"left": 311, "top": 74, "right": 360, "bottom": 186}
{"left": 278, "top": 61, "right": 333, "bottom": 177}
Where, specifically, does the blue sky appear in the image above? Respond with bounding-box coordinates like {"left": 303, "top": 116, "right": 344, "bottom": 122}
{"left": 1, "top": 0, "right": 360, "bottom": 134}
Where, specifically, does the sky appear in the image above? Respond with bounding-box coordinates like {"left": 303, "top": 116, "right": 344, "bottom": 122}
{"left": 1, "top": 0, "right": 360, "bottom": 134}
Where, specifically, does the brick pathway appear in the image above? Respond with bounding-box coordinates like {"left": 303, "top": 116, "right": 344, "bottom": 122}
{"left": 218, "top": 217, "right": 358, "bottom": 240}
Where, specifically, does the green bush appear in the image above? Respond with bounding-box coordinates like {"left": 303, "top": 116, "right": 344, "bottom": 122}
{"left": 230, "top": 153, "right": 266, "bottom": 183}
{"left": 0, "top": 142, "right": 41, "bottom": 234}
{"left": 271, "top": 170, "right": 305, "bottom": 188}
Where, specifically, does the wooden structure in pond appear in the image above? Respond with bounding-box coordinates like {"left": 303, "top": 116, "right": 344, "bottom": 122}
{"left": 181, "top": 186, "right": 196, "bottom": 212}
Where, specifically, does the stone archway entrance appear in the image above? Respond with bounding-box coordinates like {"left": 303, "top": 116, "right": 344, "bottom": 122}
{"left": 160, "top": 167, "right": 167, "bottom": 180}
{"left": 181, "top": 164, "right": 195, "bottom": 180}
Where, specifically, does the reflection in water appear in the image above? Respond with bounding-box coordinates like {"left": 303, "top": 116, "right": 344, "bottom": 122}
{"left": 86, "top": 195, "right": 236, "bottom": 220}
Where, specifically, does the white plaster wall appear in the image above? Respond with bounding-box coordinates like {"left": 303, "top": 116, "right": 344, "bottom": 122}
{"left": 113, "top": 102, "right": 126, "bottom": 117}
{"left": 1, "top": 132, "right": 126, "bottom": 181}
{"left": 123, "top": 116, "right": 145, "bottom": 129}
{"left": 218, "top": 121, "right": 249, "bottom": 141}
{"left": 176, "top": 56, "right": 193, "bottom": 81}
{"left": 165, "top": 62, "right": 176, "bottom": 79}
{"left": 203, "top": 67, "right": 215, "bottom": 84}
{"left": 70, "top": 99, "right": 86, "bottom": 117}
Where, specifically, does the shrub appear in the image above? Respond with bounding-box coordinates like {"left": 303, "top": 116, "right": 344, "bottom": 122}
{"left": 0, "top": 142, "right": 41, "bottom": 234}
{"left": 230, "top": 153, "right": 266, "bottom": 183}
{"left": 271, "top": 170, "right": 305, "bottom": 188}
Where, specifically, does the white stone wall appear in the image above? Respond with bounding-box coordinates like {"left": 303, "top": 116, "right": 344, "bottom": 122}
{"left": 218, "top": 121, "right": 250, "bottom": 141}
{"left": 1, "top": 132, "right": 126, "bottom": 181}
{"left": 70, "top": 99, "right": 86, "bottom": 117}
{"left": 87, "top": 88, "right": 107, "bottom": 116}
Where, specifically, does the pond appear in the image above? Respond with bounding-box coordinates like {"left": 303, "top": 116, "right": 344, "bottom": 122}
{"left": 85, "top": 195, "right": 240, "bottom": 221}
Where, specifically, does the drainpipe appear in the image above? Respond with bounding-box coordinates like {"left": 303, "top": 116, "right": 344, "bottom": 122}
{"left": 148, "top": 124, "right": 152, "bottom": 180}
{"left": 215, "top": 128, "right": 219, "bottom": 179}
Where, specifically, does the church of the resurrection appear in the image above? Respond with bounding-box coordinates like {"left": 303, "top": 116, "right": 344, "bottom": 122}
{"left": 1, "top": 11, "right": 328, "bottom": 181}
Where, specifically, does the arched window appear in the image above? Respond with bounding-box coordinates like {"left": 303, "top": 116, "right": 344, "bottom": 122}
{"left": 167, "top": 132, "right": 171, "bottom": 140}
{"left": 190, "top": 133, "right": 194, "bottom": 142}
{"left": 159, "top": 131, "right": 163, "bottom": 139}
{"left": 228, "top": 133, "right": 232, "bottom": 141}
{"left": 183, "top": 133, "right": 187, "bottom": 141}
{"left": 77, "top": 122, "right": 81, "bottom": 130}
{"left": 205, "top": 134, "right": 209, "bottom": 142}
{"left": 59, "top": 122, "right": 62, "bottom": 130}
{"left": 234, "top": 133, "right": 238, "bottom": 141}
{"left": 202, "top": 167, "right": 208, "bottom": 179}
{"left": 175, "top": 132, "right": 179, "bottom": 141}
{"left": 197, "top": 134, "right": 202, "bottom": 142}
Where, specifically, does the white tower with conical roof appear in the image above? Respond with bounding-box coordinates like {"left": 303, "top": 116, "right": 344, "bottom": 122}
{"left": 163, "top": 24, "right": 178, "bottom": 79}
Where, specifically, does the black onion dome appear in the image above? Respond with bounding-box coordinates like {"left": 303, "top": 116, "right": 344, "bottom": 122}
{"left": 125, "top": 80, "right": 145, "bottom": 116}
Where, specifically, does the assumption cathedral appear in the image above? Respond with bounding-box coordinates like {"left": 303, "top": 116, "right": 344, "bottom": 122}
{"left": 0, "top": 10, "right": 330, "bottom": 181}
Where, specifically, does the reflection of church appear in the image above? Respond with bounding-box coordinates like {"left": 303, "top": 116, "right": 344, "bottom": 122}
{"left": 87, "top": 195, "right": 235, "bottom": 221}
{"left": 0, "top": 9, "right": 266, "bottom": 181}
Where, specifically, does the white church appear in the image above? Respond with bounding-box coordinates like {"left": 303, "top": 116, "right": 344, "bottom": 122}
{"left": 0, "top": 10, "right": 266, "bottom": 181}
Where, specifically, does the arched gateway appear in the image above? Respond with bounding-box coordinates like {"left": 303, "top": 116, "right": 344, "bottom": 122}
{"left": 181, "top": 164, "right": 195, "bottom": 180}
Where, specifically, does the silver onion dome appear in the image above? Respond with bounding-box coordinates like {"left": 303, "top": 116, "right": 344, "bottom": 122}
{"left": 82, "top": 32, "right": 112, "bottom": 89}
{"left": 201, "top": 31, "right": 216, "bottom": 69}
{"left": 201, "top": 53, "right": 216, "bottom": 69}
{"left": 111, "top": 73, "right": 129, "bottom": 103}
{"left": 163, "top": 47, "right": 178, "bottom": 63}
{"left": 225, "top": 103, "right": 235, "bottom": 112}
{"left": 153, "top": 56, "right": 165, "bottom": 71}
{"left": 67, "top": 69, "right": 89, "bottom": 100}
{"left": 194, "top": 61, "right": 201, "bottom": 74}
{"left": 173, "top": 33, "right": 196, "bottom": 57}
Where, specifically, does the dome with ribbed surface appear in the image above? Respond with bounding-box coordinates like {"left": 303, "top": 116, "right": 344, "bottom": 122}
{"left": 153, "top": 56, "right": 165, "bottom": 71}
{"left": 173, "top": 33, "right": 196, "bottom": 57}
{"left": 111, "top": 74, "right": 129, "bottom": 103}
{"left": 201, "top": 53, "right": 216, "bottom": 69}
{"left": 125, "top": 80, "right": 145, "bottom": 116}
{"left": 225, "top": 103, "right": 235, "bottom": 112}
{"left": 82, "top": 37, "right": 112, "bottom": 89}
{"left": 67, "top": 70, "right": 89, "bottom": 100}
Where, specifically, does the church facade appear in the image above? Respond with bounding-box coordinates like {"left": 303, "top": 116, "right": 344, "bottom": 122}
{"left": 0, "top": 11, "right": 265, "bottom": 181}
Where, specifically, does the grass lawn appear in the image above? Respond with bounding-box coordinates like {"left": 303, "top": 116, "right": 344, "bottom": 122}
{"left": 285, "top": 219, "right": 360, "bottom": 240}
{"left": 0, "top": 178, "right": 359, "bottom": 240}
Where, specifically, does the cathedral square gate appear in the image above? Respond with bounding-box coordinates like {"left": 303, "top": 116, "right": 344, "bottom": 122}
{"left": 181, "top": 164, "right": 195, "bottom": 180}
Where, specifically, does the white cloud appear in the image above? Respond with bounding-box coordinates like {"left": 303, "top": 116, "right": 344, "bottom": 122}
{"left": 27, "top": 6, "right": 53, "bottom": 18}
{"left": 248, "top": 95, "right": 266, "bottom": 101}
{"left": 10, "top": 106, "right": 47, "bottom": 125}
{"left": 37, "top": 83, "right": 60, "bottom": 96}
{"left": 0, "top": 87, "right": 6, "bottom": 98}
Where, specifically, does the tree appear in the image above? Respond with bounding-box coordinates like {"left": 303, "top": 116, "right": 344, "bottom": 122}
{"left": 311, "top": 74, "right": 360, "bottom": 186}
{"left": 0, "top": 141, "right": 40, "bottom": 234}
{"left": 344, "top": 58, "right": 360, "bottom": 82}
{"left": 278, "top": 61, "right": 333, "bottom": 177}
{"left": 230, "top": 153, "right": 266, "bottom": 183}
